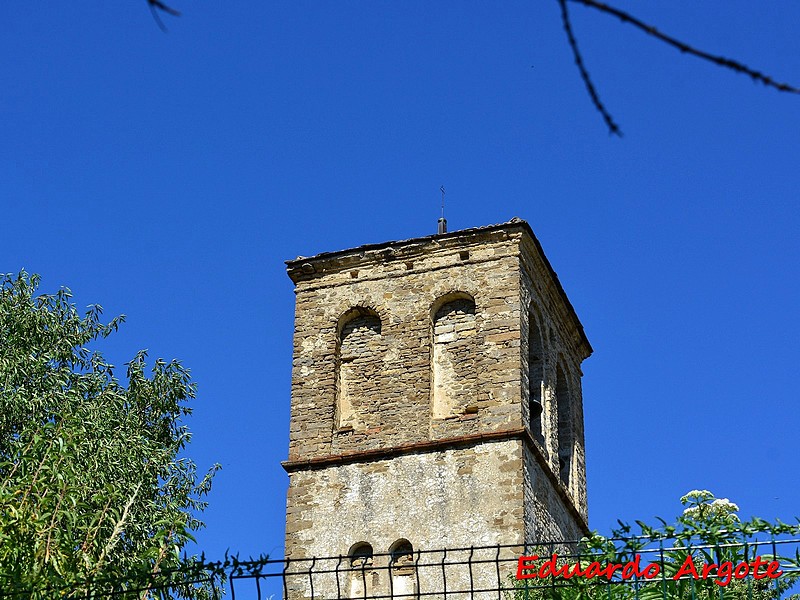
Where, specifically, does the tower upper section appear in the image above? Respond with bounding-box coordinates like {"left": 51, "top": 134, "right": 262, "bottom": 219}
{"left": 284, "top": 218, "right": 591, "bottom": 518}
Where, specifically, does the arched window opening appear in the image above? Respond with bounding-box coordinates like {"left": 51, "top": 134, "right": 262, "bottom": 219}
{"left": 337, "top": 309, "right": 382, "bottom": 431}
{"left": 431, "top": 295, "right": 477, "bottom": 419}
{"left": 528, "top": 311, "right": 545, "bottom": 449}
{"left": 389, "top": 540, "right": 416, "bottom": 598}
{"left": 348, "top": 542, "right": 374, "bottom": 599}
{"left": 555, "top": 363, "right": 572, "bottom": 487}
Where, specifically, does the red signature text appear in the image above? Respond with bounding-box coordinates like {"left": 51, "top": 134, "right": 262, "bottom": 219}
{"left": 516, "top": 554, "right": 783, "bottom": 588}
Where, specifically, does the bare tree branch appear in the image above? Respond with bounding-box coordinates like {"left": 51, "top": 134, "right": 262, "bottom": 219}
{"left": 558, "top": 0, "right": 622, "bottom": 136}
{"left": 569, "top": 0, "right": 800, "bottom": 95}
{"left": 559, "top": 0, "right": 800, "bottom": 134}
{"left": 141, "top": 0, "right": 798, "bottom": 135}
{"left": 147, "top": 0, "right": 181, "bottom": 33}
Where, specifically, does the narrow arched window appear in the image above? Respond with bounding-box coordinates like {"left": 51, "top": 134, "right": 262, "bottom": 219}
{"left": 337, "top": 309, "right": 382, "bottom": 431}
{"left": 431, "top": 295, "right": 477, "bottom": 419}
{"left": 389, "top": 539, "right": 416, "bottom": 598}
{"left": 348, "top": 542, "right": 374, "bottom": 599}
{"left": 528, "top": 310, "right": 545, "bottom": 449}
{"left": 555, "top": 363, "right": 571, "bottom": 486}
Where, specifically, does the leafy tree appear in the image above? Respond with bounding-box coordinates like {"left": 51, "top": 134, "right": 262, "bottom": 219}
{"left": 511, "top": 491, "right": 800, "bottom": 600}
{"left": 0, "top": 272, "right": 219, "bottom": 598}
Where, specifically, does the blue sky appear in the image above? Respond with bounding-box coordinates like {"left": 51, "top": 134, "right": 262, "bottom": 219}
{"left": 2, "top": 0, "right": 798, "bottom": 573}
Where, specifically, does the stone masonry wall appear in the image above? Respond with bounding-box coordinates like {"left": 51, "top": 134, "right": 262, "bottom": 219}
{"left": 285, "top": 440, "right": 525, "bottom": 597}
{"left": 518, "top": 233, "right": 589, "bottom": 522}
{"left": 522, "top": 445, "right": 584, "bottom": 545}
{"left": 432, "top": 297, "right": 478, "bottom": 419}
{"left": 337, "top": 310, "right": 384, "bottom": 431}
{"left": 286, "top": 230, "right": 524, "bottom": 461}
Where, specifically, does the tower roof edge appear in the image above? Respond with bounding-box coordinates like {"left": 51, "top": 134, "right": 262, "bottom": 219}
{"left": 285, "top": 218, "right": 592, "bottom": 357}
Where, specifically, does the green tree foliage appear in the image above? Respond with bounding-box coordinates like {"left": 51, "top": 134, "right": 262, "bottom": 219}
{"left": 511, "top": 491, "right": 800, "bottom": 600}
{"left": 0, "top": 272, "right": 218, "bottom": 598}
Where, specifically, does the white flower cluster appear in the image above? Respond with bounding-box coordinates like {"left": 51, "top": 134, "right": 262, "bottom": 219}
{"left": 680, "top": 490, "right": 714, "bottom": 505}
{"left": 711, "top": 498, "right": 740, "bottom": 513}
{"left": 682, "top": 496, "right": 740, "bottom": 519}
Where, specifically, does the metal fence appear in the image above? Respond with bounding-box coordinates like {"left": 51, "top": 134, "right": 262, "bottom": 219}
{"left": 226, "top": 537, "right": 800, "bottom": 600}
{"left": 6, "top": 536, "right": 800, "bottom": 600}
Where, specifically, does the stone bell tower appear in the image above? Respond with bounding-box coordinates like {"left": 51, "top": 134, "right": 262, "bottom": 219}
{"left": 282, "top": 218, "right": 592, "bottom": 593}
